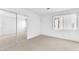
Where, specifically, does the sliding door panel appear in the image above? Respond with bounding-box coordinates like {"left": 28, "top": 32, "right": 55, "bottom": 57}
{"left": 17, "top": 15, "right": 27, "bottom": 40}
{"left": 0, "top": 10, "right": 16, "bottom": 48}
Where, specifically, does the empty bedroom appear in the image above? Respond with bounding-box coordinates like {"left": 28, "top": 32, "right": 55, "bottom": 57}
{"left": 0, "top": 8, "right": 79, "bottom": 51}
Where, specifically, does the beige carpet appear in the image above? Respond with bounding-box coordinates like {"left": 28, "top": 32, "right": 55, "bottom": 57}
{"left": 0, "top": 35, "right": 79, "bottom": 51}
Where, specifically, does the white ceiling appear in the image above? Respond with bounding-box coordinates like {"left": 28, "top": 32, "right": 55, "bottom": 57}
{"left": 27, "top": 8, "right": 71, "bottom": 15}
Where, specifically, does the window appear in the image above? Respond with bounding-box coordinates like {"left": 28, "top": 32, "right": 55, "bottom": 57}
{"left": 53, "top": 16, "right": 64, "bottom": 30}
{"left": 53, "top": 14, "right": 77, "bottom": 30}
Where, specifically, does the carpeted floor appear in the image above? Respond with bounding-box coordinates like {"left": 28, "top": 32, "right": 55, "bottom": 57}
{"left": 0, "top": 35, "right": 79, "bottom": 51}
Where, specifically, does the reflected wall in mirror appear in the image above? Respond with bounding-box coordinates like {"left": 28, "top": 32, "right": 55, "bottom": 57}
{"left": 0, "top": 10, "right": 27, "bottom": 41}
{"left": 0, "top": 10, "right": 16, "bottom": 40}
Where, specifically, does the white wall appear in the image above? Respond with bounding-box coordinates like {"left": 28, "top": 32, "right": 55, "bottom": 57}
{"left": 3, "top": 8, "right": 40, "bottom": 39}
{"left": 41, "top": 9, "right": 79, "bottom": 42}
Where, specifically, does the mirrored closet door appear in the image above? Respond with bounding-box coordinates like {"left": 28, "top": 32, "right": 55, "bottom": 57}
{"left": 17, "top": 14, "right": 27, "bottom": 40}
{"left": 0, "top": 10, "right": 16, "bottom": 40}
{"left": 0, "top": 9, "right": 27, "bottom": 42}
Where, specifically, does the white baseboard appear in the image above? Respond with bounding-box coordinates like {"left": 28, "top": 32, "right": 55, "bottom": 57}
{"left": 41, "top": 34, "right": 79, "bottom": 43}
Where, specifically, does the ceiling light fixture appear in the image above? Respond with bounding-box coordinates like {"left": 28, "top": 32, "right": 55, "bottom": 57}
{"left": 46, "top": 8, "right": 50, "bottom": 10}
